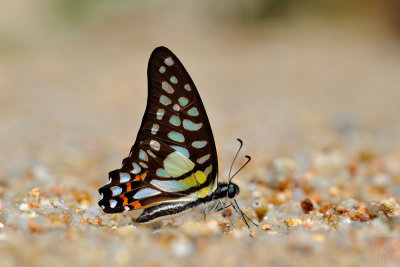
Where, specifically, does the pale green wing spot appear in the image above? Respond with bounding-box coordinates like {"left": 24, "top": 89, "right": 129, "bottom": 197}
{"left": 162, "top": 81, "right": 174, "bottom": 94}
{"left": 150, "top": 170, "right": 207, "bottom": 193}
{"left": 163, "top": 151, "right": 195, "bottom": 177}
{"left": 169, "top": 115, "right": 181, "bottom": 126}
{"left": 178, "top": 97, "right": 189, "bottom": 106}
{"left": 197, "top": 154, "right": 210, "bottom": 164}
{"left": 187, "top": 107, "right": 199, "bottom": 116}
{"left": 160, "top": 95, "right": 171, "bottom": 105}
{"left": 170, "top": 76, "right": 178, "bottom": 84}
{"left": 132, "top": 163, "right": 141, "bottom": 174}
{"left": 133, "top": 188, "right": 161, "bottom": 199}
{"left": 150, "top": 178, "right": 196, "bottom": 192}
{"left": 170, "top": 145, "right": 190, "bottom": 158}
{"left": 183, "top": 119, "right": 203, "bottom": 131}
{"left": 111, "top": 186, "right": 122, "bottom": 196}
{"left": 156, "top": 168, "right": 170, "bottom": 178}
{"left": 139, "top": 150, "right": 148, "bottom": 161}
{"left": 192, "top": 141, "right": 207, "bottom": 148}
{"left": 168, "top": 131, "right": 185, "bottom": 142}
{"left": 164, "top": 57, "right": 174, "bottom": 66}
{"left": 120, "top": 172, "right": 130, "bottom": 183}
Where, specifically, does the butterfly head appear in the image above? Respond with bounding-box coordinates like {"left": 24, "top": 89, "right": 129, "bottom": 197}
{"left": 227, "top": 182, "right": 239, "bottom": 199}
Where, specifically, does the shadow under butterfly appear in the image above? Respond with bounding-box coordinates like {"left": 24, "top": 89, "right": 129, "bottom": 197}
{"left": 98, "top": 46, "right": 257, "bottom": 228}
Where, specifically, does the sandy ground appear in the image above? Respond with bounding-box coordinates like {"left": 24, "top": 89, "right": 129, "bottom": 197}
{"left": 1, "top": 3, "right": 400, "bottom": 267}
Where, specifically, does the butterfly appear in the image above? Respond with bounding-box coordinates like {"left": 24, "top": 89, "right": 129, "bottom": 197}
{"left": 98, "top": 46, "right": 254, "bottom": 226}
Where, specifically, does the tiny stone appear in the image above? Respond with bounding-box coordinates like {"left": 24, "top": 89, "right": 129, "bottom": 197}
{"left": 301, "top": 198, "right": 314, "bottom": 213}
{"left": 19, "top": 203, "right": 30, "bottom": 211}
{"left": 261, "top": 224, "right": 271, "bottom": 231}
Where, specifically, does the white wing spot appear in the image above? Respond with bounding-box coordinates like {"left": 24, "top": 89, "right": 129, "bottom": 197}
{"left": 150, "top": 140, "right": 161, "bottom": 151}
{"left": 109, "top": 199, "right": 117, "bottom": 208}
{"left": 139, "top": 162, "right": 148, "bottom": 168}
{"left": 151, "top": 124, "right": 159, "bottom": 135}
{"left": 147, "top": 149, "right": 156, "bottom": 158}
{"left": 156, "top": 109, "right": 165, "bottom": 120}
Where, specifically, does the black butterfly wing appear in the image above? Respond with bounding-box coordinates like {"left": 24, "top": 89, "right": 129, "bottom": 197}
{"left": 98, "top": 47, "right": 218, "bottom": 213}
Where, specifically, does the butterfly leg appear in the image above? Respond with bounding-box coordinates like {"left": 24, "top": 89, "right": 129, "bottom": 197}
{"left": 219, "top": 199, "right": 234, "bottom": 226}
{"left": 216, "top": 203, "right": 233, "bottom": 212}
{"left": 232, "top": 199, "right": 258, "bottom": 227}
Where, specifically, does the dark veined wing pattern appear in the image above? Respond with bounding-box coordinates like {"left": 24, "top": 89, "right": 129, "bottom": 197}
{"left": 98, "top": 47, "right": 218, "bottom": 213}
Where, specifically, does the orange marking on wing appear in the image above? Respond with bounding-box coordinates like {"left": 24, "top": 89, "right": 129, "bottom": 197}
{"left": 133, "top": 175, "right": 140, "bottom": 181}
{"left": 126, "top": 182, "right": 131, "bottom": 192}
{"left": 129, "top": 200, "right": 154, "bottom": 210}
{"left": 131, "top": 201, "right": 142, "bottom": 209}
{"left": 140, "top": 173, "right": 147, "bottom": 181}
{"left": 120, "top": 194, "right": 128, "bottom": 205}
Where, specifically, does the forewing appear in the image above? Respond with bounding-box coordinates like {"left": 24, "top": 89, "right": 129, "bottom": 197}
{"left": 98, "top": 47, "right": 218, "bottom": 213}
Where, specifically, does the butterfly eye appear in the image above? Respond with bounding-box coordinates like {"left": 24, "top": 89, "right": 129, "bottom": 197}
{"left": 227, "top": 184, "right": 237, "bottom": 198}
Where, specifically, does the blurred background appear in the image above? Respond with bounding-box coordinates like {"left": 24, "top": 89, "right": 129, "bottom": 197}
{"left": 1, "top": 1, "right": 400, "bottom": 266}
{"left": 1, "top": 0, "right": 400, "bottom": 186}
{"left": 0, "top": 0, "right": 400, "bottom": 186}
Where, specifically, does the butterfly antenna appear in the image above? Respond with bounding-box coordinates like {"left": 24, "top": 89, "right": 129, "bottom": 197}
{"left": 229, "top": 138, "right": 243, "bottom": 180}
{"left": 229, "top": 155, "right": 251, "bottom": 182}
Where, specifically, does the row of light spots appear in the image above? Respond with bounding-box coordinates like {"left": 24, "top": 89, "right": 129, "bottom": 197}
{"left": 178, "top": 97, "right": 189, "bottom": 106}
{"left": 156, "top": 109, "right": 165, "bottom": 120}
{"left": 160, "top": 95, "right": 171, "bottom": 106}
{"left": 151, "top": 124, "right": 159, "bottom": 135}
{"left": 132, "top": 163, "right": 141, "bottom": 174}
{"left": 150, "top": 140, "right": 161, "bottom": 151}
{"left": 173, "top": 104, "right": 180, "bottom": 111}
{"left": 184, "top": 84, "right": 191, "bottom": 91}
{"left": 170, "top": 145, "right": 190, "bottom": 158}
{"left": 183, "top": 119, "right": 203, "bottom": 131}
{"left": 133, "top": 188, "right": 161, "bottom": 199}
{"left": 197, "top": 154, "right": 210, "bottom": 164}
{"left": 111, "top": 186, "right": 122, "bottom": 196}
{"left": 110, "top": 199, "right": 117, "bottom": 208}
{"left": 187, "top": 107, "right": 199, "bottom": 116}
{"left": 120, "top": 172, "right": 131, "bottom": 183}
{"left": 159, "top": 66, "right": 166, "bottom": 73}
{"left": 140, "top": 162, "right": 148, "bottom": 168}
{"left": 192, "top": 141, "right": 207, "bottom": 148}
{"left": 164, "top": 57, "right": 174, "bottom": 66}
{"left": 147, "top": 149, "right": 156, "bottom": 158}
{"left": 169, "top": 115, "right": 181, "bottom": 126}
{"left": 170, "top": 76, "right": 178, "bottom": 84}
{"left": 139, "top": 149, "right": 148, "bottom": 161}
{"left": 162, "top": 81, "right": 174, "bottom": 94}
{"left": 168, "top": 131, "right": 185, "bottom": 142}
